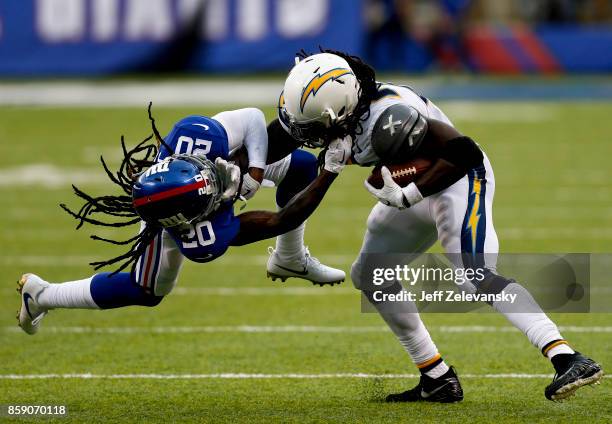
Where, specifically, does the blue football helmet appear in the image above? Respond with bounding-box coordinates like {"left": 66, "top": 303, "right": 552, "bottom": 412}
{"left": 132, "top": 154, "right": 222, "bottom": 228}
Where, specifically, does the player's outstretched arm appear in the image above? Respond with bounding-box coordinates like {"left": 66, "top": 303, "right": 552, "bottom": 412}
{"left": 231, "top": 137, "right": 351, "bottom": 246}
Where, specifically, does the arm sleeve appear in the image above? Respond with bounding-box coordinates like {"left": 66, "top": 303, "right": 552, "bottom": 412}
{"left": 438, "top": 136, "right": 484, "bottom": 172}
{"left": 213, "top": 108, "right": 268, "bottom": 169}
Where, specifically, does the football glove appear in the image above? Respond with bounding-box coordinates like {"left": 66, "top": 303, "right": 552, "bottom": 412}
{"left": 364, "top": 166, "right": 423, "bottom": 209}
{"left": 324, "top": 136, "right": 352, "bottom": 174}
{"left": 240, "top": 172, "right": 261, "bottom": 200}
{"left": 215, "top": 157, "right": 242, "bottom": 202}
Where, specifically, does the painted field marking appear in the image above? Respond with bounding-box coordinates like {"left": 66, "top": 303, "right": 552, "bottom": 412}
{"left": 3, "top": 325, "right": 611, "bottom": 334}
{"left": 0, "top": 373, "right": 554, "bottom": 380}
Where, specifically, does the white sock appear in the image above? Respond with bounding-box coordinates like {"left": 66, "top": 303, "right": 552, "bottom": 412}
{"left": 393, "top": 319, "right": 449, "bottom": 377}
{"left": 492, "top": 282, "right": 564, "bottom": 351}
{"left": 546, "top": 342, "right": 575, "bottom": 359}
{"left": 274, "top": 221, "right": 306, "bottom": 261}
{"left": 395, "top": 320, "right": 440, "bottom": 365}
{"left": 38, "top": 277, "right": 99, "bottom": 309}
{"left": 425, "top": 361, "right": 450, "bottom": 379}
{"left": 373, "top": 299, "right": 445, "bottom": 371}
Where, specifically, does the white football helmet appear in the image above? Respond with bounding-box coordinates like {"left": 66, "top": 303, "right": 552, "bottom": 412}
{"left": 279, "top": 53, "right": 360, "bottom": 147}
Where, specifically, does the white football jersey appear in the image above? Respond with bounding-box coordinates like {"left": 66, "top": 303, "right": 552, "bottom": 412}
{"left": 352, "top": 83, "right": 454, "bottom": 166}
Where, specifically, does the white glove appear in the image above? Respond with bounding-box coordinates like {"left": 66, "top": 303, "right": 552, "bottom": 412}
{"left": 240, "top": 172, "right": 261, "bottom": 200}
{"left": 324, "top": 137, "right": 352, "bottom": 174}
{"left": 215, "top": 157, "right": 241, "bottom": 202}
{"left": 364, "top": 166, "right": 424, "bottom": 209}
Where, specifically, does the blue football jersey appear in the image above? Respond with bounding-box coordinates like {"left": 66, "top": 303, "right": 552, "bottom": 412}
{"left": 166, "top": 203, "right": 240, "bottom": 263}
{"left": 158, "top": 115, "right": 240, "bottom": 262}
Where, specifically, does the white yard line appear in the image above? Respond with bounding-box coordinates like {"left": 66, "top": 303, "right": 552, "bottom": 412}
{"left": 0, "top": 373, "right": 553, "bottom": 380}
{"left": 171, "top": 287, "right": 355, "bottom": 296}
{"left": 0, "top": 81, "right": 282, "bottom": 107}
{"left": 0, "top": 164, "right": 108, "bottom": 188}
{"left": 3, "top": 325, "right": 611, "bottom": 334}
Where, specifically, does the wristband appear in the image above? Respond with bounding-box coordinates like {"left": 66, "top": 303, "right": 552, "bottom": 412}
{"left": 401, "top": 183, "right": 424, "bottom": 207}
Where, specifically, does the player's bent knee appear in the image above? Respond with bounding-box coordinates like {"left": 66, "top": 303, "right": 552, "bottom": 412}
{"left": 291, "top": 149, "right": 318, "bottom": 172}
{"left": 276, "top": 149, "right": 318, "bottom": 207}
{"left": 288, "top": 150, "right": 318, "bottom": 186}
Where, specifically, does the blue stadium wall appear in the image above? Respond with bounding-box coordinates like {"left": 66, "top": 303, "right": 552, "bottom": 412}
{"left": 0, "top": 0, "right": 610, "bottom": 76}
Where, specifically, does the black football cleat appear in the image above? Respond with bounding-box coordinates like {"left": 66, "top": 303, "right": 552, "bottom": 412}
{"left": 545, "top": 352, "right": 604, "bottom": 401}
{"left": 386, "top": 366, "right": 464, "bottom": 403}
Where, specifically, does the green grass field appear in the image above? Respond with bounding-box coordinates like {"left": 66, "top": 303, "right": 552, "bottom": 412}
{"left": 0, "top": 102, "right": 611, "bottom": 423}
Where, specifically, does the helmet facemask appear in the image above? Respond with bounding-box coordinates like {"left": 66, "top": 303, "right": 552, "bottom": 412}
{"left": 176, "top": 154, "right": 223, "bottom": 222}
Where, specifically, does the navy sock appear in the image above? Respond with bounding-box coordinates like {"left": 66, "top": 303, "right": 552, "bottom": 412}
{"left": 276, "top": 149, "right": 318, "bottom": 207}
{"left": 91, "top": 272, "right": 163, "bottom": 309}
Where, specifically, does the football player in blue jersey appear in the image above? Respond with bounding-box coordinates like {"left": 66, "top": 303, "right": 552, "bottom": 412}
{"left": 17, "top": 105, "right": 351, "bottom": 335}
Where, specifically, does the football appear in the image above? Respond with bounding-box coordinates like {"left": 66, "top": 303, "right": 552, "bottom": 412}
{"left": 366, "top": 157, "right": 434, "bottom": 189}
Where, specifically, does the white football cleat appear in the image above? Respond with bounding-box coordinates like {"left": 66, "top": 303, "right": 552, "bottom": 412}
{"left": 266, "top": 247, "right": 345, "bottom": 286}
{"left": 17, "top": 273, "right": 50, "bottom": 335}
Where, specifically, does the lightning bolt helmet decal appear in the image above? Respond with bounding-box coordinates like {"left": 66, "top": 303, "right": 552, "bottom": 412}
{"left": 300, "top": 68, "right": 353, "bottom": 113}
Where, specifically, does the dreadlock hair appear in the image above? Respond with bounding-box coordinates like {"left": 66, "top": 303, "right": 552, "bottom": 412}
{"left": 60, "top": 103, "right": 174, "bottom": 275}
{"left": 296, "top": 47, "right": 379, "bottom": 144}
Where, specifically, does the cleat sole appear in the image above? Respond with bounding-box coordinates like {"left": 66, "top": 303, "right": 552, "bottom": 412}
{"left": 311, "top": 279, "right": 344, "bottom": 287}
{"left": 551, "top": 370, "right": 604, "bottom": 401}
{"left": 266, "top": 272, "right": 287, "bottom": 283}
{"left": 17, "top": 274, "right": 33, "bottom": 295}
{"left": 16, "top": 273, "right": 46, "bottom": 335}
{"left": 267, "top": 272, "right": 345, "bottom": 287}
{"left": 16, "top": 275, "right": 28, "bottom": 326}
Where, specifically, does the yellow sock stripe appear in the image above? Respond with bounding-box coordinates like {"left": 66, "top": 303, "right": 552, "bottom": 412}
{"left": 543, "top": 340, "right": 568, "bottom": 356}
{"left": 417, "top": 354, "right": 442, "bottom": 369}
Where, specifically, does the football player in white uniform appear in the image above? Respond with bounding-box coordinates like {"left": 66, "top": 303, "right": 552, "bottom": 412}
{"left": 269, "top": 50, "right": 603, "bottom": 402}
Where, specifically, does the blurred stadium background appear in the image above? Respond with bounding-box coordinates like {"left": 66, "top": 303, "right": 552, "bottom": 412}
{"left": 0, "top": 1, "right": 611, "bottom": 422}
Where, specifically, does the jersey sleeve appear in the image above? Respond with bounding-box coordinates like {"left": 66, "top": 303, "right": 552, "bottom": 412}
{"left": 212, "top": 108, "right": 268, "bottom": 169}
